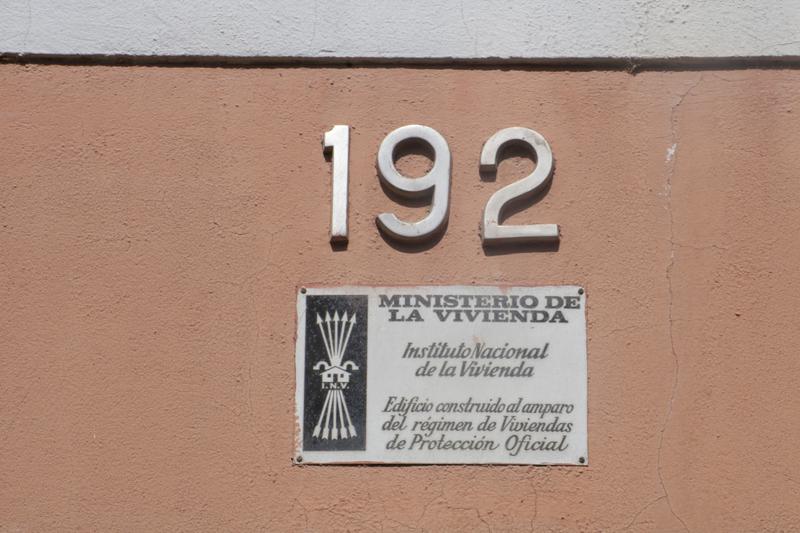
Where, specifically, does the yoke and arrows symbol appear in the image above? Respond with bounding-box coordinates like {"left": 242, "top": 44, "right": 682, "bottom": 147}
{"left": 312, "top": 311, "right": 358, "bottom": 440}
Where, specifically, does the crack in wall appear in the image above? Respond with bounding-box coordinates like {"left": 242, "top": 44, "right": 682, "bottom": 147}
{"left": 656, "top": 73, "right": 704, "bottom": 533}
{"left": 416, "top": 488, "right": 445, "bottom": 530}
{"left": 620, "top": 495, "right": 665, "bottom": 531}
{"left": 450, "top": 506, "right": 492, "bottom": 532}
{"left": 290, "top": 497, "right": 310, "bottom": 531}
{"left": 458, "top": 0, "right": 478, "bottom": 56}
{"left": 528, "top": 487, "right": 538, "bottom": 532}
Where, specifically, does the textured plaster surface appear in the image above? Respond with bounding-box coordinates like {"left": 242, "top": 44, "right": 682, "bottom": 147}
{"left": 1, "top": 65, "right": 800, "bottom": 531}
{"left": 1, "top": 0, "right": 800, "bottom": 59}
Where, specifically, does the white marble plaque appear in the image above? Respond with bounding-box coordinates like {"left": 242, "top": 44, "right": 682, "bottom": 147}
{"left": 294, "top": 286, "right": 587, "bottom": 465}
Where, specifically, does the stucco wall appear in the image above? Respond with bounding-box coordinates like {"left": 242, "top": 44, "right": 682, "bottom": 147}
{"left": 1, "top": 64, "right": 799, "bottom": 531}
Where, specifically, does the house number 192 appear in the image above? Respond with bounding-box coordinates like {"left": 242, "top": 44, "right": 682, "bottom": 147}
{"left": 323, "top": 125, "right": 559, "bottom": 246}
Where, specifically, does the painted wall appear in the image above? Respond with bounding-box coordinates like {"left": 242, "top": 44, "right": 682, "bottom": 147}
{"left": 1, "top": 0, "right": 800, "bottom": 59}
{"left": 1, "top": 64, "right": 799, "bottom": 531}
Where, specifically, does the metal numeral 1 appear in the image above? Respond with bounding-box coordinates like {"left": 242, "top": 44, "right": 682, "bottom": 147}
{"left": 323, "top": 125, "right": 350, "bottom": 243}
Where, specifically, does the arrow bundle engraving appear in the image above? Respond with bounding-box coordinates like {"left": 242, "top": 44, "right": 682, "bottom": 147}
{"left": 312, "top": 311, "right": 359, "bottom": 440}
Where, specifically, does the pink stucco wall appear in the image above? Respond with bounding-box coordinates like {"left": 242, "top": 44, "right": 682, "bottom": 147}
{"left": 1, "top": 65, "right": 799, "bottom": 531}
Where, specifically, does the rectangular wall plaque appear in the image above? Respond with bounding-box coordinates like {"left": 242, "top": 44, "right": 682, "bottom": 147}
{"left": 294, "top": 286, "right": 587, "bottom": 465}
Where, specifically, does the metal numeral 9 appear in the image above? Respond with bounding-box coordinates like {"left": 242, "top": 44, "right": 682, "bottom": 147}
{"left": 376, "top": 125, "right": 451, "bottom": 242}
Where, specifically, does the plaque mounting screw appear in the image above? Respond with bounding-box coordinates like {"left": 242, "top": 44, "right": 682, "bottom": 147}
{"left": 296, "top": 455, "right": 303, "bottom": 463}
{"left": 578, "top": 288, "right": 584, "bottom": 295}
{"left": 300, "top": 288, "right": 307, "bottom": 294}
{"left": 579, "top": 456, "right": 586, "bottom": 464}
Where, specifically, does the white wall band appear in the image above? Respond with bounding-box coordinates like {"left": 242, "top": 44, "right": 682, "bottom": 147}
{"left": 1, "top": 0, "right": 799, "bottom": 60}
